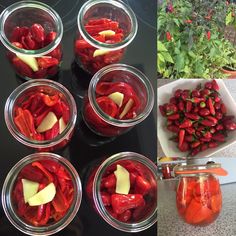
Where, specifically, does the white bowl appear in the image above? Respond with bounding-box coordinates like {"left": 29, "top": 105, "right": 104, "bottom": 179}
{"left": 157, "top": 79, "right": 236, "bottom": 158}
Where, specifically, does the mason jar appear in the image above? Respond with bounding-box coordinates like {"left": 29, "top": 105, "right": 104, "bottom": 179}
{"left": 0, "top": 1, "right": 63, "bottom": 80}
{"left": 174, "top": 163, "right": 223, "bottom": 226}
{"left": 4, "top": 79, "right": 77, "bottom": 151}
{"left": 82, "top": 64, "right": 154, "bottom": 137}
{"left": 1, "top": 152, "right": 82, "bottom": 235}
{"left": 74, "top": 0, "right": 138, "bottom": 74}
{"left": 85, "top": 152, "right": 157, "bottom": 232}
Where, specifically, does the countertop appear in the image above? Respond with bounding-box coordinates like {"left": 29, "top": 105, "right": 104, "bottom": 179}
{"left": 0, "top": 0, "right": 157, "bottom": 235}
{"left": 157, "top": 79, "right": 236, "bottom": 158}
{"left": 158, "top": 179, "right": 236, "bottom": 236}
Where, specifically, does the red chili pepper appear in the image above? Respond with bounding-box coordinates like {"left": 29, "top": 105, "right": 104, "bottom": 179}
{"left": 200, "top": 137, "right": 211, "bottom": 142}
{"left": 111, "top": 194, "right": 145, "bottom": 215}
{"left": 187, "top": 97, "right": 204, "bottom": 103}
{"left": 186, "top": 101, "right": 192, "bottom": 112}
{"left": 202, "top": 131, "right": 212, "bottom": 139}
{"left": 216, "top": 124, "right": 224, "bottom": 131}
{"left": 174, "top": 89, "right": 182, "bottom": 98}
{"left": 212, "top": 133, "right": 225, "bottom": 142}
{"left": 191, "top": 141, "right": 201, "bottom": 148}
{"left": 209, "top": 141, "right": 218, "bottom": 148}
{"left": 32, "top": 161, "right": 54, "bottom": 182}
{"left": 223, "top": 119, "right": 236, "bottom": 130}
{"left": 37, "top": 57, "right": 59, "bottom": 69}
{"left": 206, "top": 31, "right": 211, "bottom": 40}
{"left": 206, "top": 116, "right": 218, "bottom": 125}
{"left": 184, "top": 113, "right": 200, "bottom": 120}
{"left": 200, "top": 119, "right": 216, "bottom": 127}
{"left": 166, "top": 31, "right": 172, "bottom": 41}
{"left": 186, "top": 127, "right": 195, "bottom": 134}
{"left": 184, "top": 134, "right": 195, "bottom": 142}
{"left": 179, "top": 129, "right": 185, "bottom": 149}
{"left": 167, "top": 125, "right": 179, "bottom": 133}
{"left": 201, "top": 144, "right": 208, "bottom": 151}
{"left": 220, "top": 103, "right": 227, "bottom": 114}
{"left": 190, "top": 146, "right": 201, "bottom": 156}
{"left": 167, "top": 113, "right": 180, "bottom": 120}
{"left": 101, "top": 174, "right": 116, "bottom": 189}
{"left": 178, "top": 101, "right": 185, "bottom": 111}
{"left": 185, "top": 20, "right": 192, "bottom": 23}
{"left": 165, "top": 103, "right": 178, "bottom": 115}
{"left": 179, "top": 119, "right": 192, "bottom": 128}
{"left": 179, "top": 141, "right": 190, "bottom": 152}
{"left": 215, "top": 112, "right": 223, "bottom": 120}
{"left": 199, "top": 108, "right": 210, "bottom": 117}
{"left": 210, "top": 127, "right": 216, "bottom": 134}
{"left": 42, "top": 94, "right": 59, "bottom": 107}
{"left": 207, "top": 97, "right": 215, "bottom": 115}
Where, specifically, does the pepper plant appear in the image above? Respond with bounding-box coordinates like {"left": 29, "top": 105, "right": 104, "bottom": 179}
{"left": 158, "top": 0, "right": 236, "bottom": 79}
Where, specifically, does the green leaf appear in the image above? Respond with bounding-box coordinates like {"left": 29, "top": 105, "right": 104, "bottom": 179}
{"left": 158, "top": 41, "right": 168, "bottom": 52}
{"left": 158, "top": 53, "right": 165, "bottom": 63}
{"left": 162, "top": 52, "right": 174, "bottom": 63}
{"left": 226, "top": 12, "right": 233, "bottom": 25}
{"left": 188, "top": 51, "right": 196, "bottom": 58}
{"left": 175, "top": 53, "right": 185, "bottom": 71}
{"left": 173, "top": 18, "right": 180, "bottom": 27}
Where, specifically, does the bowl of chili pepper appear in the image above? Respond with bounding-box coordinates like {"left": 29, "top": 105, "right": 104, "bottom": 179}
{"left": 158, "top": 79, "right": 236, "bottom": 158}
{"left": 4, "top": 79, "right": 77, "bottom": 151}
{"left": 1, "top": 152, "right": 82, "bottom": 235}
{"left": 85, "top": 152, "right": 157, "bottom": 232}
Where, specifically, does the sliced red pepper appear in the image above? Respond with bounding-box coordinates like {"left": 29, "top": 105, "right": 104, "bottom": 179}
{"left": 135, "top": 176, "right": 152, "bottom": 195}
{"left": 52, "top": 186, "right": 69, "bottom": 213}
{"left": 44, "top": 121, "right": 59, "bottom": 140}
{"left": 42, "top": 94, "right": 59, "bottom": 107}
{"left": 32, "top": 162, "right": 54, "bottom": 182}
{"left": 101, "top": 173, "right": 116, "bottom": 189}
{"left": 111, "top": 194, "right": 145, "bottom": 215}
{"left": 96, "top": 96, "right": 118, "bottom": 118}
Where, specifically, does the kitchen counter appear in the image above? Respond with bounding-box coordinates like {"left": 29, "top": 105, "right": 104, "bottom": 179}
{"left": 158, "top": 179, "right": 236, "bottom": 236}
{"left": 157, "top": 79, "right": 236, "bottom": 158}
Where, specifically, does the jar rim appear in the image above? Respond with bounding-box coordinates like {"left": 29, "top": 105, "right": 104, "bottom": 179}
{"left": 4, "top": 79, "right": 77, "bottom": 149}
{"left": 77, "top": 0, "right": 138, "bottom": 50}
{"left": 1, "top": 152, "right": 82, "bottom": 236}
{"left": 92, "top": 151, "right": 157, "bottom": 232}
{"left": 88, "top": 64, "right": 154, "bottom": 127}
{"left": 174, "top": 163, "right": 221, "bottom": 176}
{"left": 0, "top": 0, "right": 63, "bottom": 56}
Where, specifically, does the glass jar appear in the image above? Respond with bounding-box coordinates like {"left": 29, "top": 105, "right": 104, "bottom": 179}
{"left": 74, "top": 0, "right": 138, "bottom": 75}
{"left": 0, "top": 1, "right": 63, "bottom": 80}
{"left": 85, "top": 152, "right": 157, "bottom": 232}
{"left": 4, "top": 79, "right": 77, "bottom": 151}
{"left": 174, "top": 163, "right": 222, "bottom": 226}
{"left": 82, "top": 64, "right": 154, "bottom": 137}
{"left": 1, "top": 152, "right": 82, "bottom": 236}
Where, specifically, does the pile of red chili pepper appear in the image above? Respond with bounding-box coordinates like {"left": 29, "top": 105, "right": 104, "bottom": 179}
{"left": 12, "top": 160, "right": 74, "bottom": 226}
{"left": 8, "top": 24, "right": 62, "bottom": 78}
{"left": 74, "top": 18, "right": 125, "bottom": 74}
{"left": 84, "top": 81, "right": 141, "bottom": 136}
{"left": 159, "top": 80, "right": 236, "bottom": 156}
{"left": 86, "top": 160, "right": 156, "bottom": 223}
{"left": 14, "top": 91, "right": 69, "bottom": 141}
{"left": 176, "top": 175, "right": 222, "bottom": 226}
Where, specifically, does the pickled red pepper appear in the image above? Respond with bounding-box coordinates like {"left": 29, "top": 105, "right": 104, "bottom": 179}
{"left": 14, "top": 91, "right": 70, "bottom": 141}
{"left": 75, "top": 18, "right": 125, "bottom": 74}
{"left": 8, "top": 24, "right": 62, "bottom": 78}
{"left": 12, "top": 160, "right": 74, "bottom": 226}
{"left": 176, "top": 175, "right": 222, "bottom": 226}
{"left": 84, "top": 81, "right": 141, "bottom": 136}
{"left": 159, "top": 80, "right": 236, "bottom": 156}
{"left": 86, "top": 160, "right": 156, "bottom": 222}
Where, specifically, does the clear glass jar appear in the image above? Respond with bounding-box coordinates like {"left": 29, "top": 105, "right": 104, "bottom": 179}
{"left": 85, "top": 152, "right": 157, "bottom": 232}
{"left": 174, "top": 163, "right": 222, "bottom": 226}
{"left": 4, "top": 79, "right": 77, "bottom": 151}
{"left": 82, "top": 64, "right": 154, "bottom": 137}
{"left": 1, "top": 152, "right": 82, "bottom": 236}
{"left": 0, "top": 1, "right": 63, "bottom": 80}
{"left": 74, "top": 0, "right": 138, "bottom": 75}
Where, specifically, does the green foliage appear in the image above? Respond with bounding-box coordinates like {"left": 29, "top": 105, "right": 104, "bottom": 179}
{"left": 157, "top": 0, "right": 236, "bottom": 79}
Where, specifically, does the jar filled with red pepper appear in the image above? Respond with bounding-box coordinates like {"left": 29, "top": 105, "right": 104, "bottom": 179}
{"left": 174, "top": 163, "right": 224, "bottom": 226}
{"left": 4, "top": 79, "right": 77, "bottom": 151}
{"left": 0, "top": 1, "right": 63, "bottom": 80}
{"left": 85, "top": 152, "right": 157, "bottom": 232}
{"left": 1, "top": 152, "right": 82, "bottom": 235}
{"left": 74, "top": 0, "right": 138, "bottom": 75}
{"left": 82, "top": 64, "right": 154, "bottom": 137}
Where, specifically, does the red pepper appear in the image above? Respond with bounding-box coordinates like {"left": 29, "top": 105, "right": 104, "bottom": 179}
{"left": 216, "top": 124, "right": 224, "bottom": 131}
{"left": 101, "top": 192, "right": 111, "bottom": 206}
{"left": 111, "top": 194, "right": 145, "bottom": 215}
{"left": 32, "top": 162, "right": 54, "bottom": 182}
{"left": 184, "top": 113, "right": 200, "bottom": 120}
{"left": 179, "top": 119, "right": 192, "bottom": 128}
{"left": 209, "top": 141, "right": 218, "bottom": 148}
{"left": 179, "top": 141, "right": 190, "bottom": 152}
{"left": 200, "top": 119, "right": 216, "bottom": 127}
{"left": 220, "top": 103, "right": 227, "bottom": 114}
{"left": 201, "top": 144, "right": 208, "bottom": 151}
{"left": 38, "top": 203, "right": 51, "bottom": 225}
{"left": 207, "top": 97, "right": 215, "bottom": 115}
{"left": 167, "top": 125, "right": 179, "bottom": 133}
{"left": 52, "top": 186, "right": 69, "bottom": 212}
{"left": 223, "top": 119, "right": 236, "bottom": 130}
{"left": 42, "top": 94, "right": 59, "bottom": 107}
{"left": 179, "top": 129, "right": 185, "bottom": 149}
{"left": 191, "top": 141, "right": 201, "bottom": 148}
{"left": 185, "top": 19, "right": 192, "bottom": 23}
{"left": 202, "top": 131, "right": 212, "bottom": 139}
{"left": 190, "top": 146, "right": 200, "bottom": 156}
{"left": 212, "top": 133, "right": 225, "bottom": 142}
{"left": 178, "top": 101, "right": 185, "bottom": 111}
{"left": 206, "top": 31, "right": 211, "bottom": 40}
{"left": 159, "top": 105, "right": 166, "bottom": 116}
{"left": 165, "top": 103, "right": 178, "bottom": 115}
{"left": 187, "top": 97, "right": 204, "bottom": 103}
{"left": 199, "top": 108, "right": 210, "bottom": 117}
{"left": 186, "top": 127, "right": 195, "bottom": 134}
{"left": 206, "top": 116, "right": 218, "bottom": 125}
{"left": 167, "top": 113, "right": 180, "bottom": 120}
{"left": 186, "top": 101, "right": 192, "bottom": 112}
{"left": 166, "top": 31, "right": 172, "bottom": 41}
{"left": 135, "top": 176, "right": 152, "bottom": 195}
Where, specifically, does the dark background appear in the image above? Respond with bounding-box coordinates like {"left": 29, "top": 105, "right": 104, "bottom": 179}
{"left": 0, "top": 0, "right": 157, "bottom": 235}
